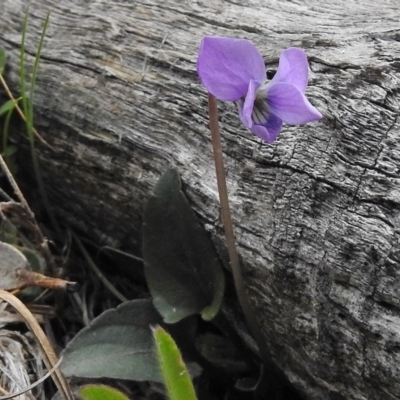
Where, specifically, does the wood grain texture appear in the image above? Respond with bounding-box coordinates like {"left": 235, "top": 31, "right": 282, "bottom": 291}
{"left": 1, "top": 1, "right": 400, "bottom": 399}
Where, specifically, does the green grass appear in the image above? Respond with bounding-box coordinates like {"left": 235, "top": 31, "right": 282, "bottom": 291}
{"left": 18, "top": 11, "right": 62, "bottom": 237}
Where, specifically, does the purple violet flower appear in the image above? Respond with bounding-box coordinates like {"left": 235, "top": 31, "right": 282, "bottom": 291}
{"left": 197, "top": 36, "right": 323, "bottom": 143}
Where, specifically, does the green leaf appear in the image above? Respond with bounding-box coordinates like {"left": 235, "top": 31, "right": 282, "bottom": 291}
{"left": 0, "top": 49, "right": 6, "bottom": 73}
{"left": 0, "top": 100, "right": 16, "bottom": 117}
{"left": 143, "top": 169, "right": 225, "bottom": 323}
{"left": 79, "top": 384, "right": 130, "bottom": 400}
{"left": 0, "top": 220, "right": 18, "bottom": 245}
{"left": 61, "top": 299, "right": 163, "bottom": 382}
{"left": 0, "top": 241, "right": 29, "bottom": 291}
{"left": 153, "top": 326, "right": 197, "bottom": 400}
{"left": 16, "top": 246, "right": 45, "bottom": 272}
{"left": 1, "top": 145, "right": 18, "bottom": 157}
{"left": 196, "top": 332, "right": 247, "bottom": 371}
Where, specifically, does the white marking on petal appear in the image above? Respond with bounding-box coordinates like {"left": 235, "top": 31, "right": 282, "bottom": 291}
{"left": 252, "top": 98, "right": 269, "bottom": 124}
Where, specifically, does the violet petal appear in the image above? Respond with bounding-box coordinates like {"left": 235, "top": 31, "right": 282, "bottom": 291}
{"left": 250, "top": 114, "right": 283, "bottom": 143}
{"left": 270, "top": 48, "right": 309, "bottom": 93}
{"left": 267, "top": 82, "right": 322, "bottom": 125}
{"left": 239, "top": 79, "right": 260, "bottom": 127}
{"left": 197, "top": 36, "right": 266, "bottom": 101}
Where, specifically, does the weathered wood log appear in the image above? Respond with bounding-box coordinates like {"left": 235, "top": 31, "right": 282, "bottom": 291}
{"left": 1, "top": 0, "right": 400, "bottom": 399}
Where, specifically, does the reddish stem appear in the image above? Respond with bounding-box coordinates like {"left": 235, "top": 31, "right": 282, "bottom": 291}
{"left": 207, "top": 93, "right": 274, "bottom": 371}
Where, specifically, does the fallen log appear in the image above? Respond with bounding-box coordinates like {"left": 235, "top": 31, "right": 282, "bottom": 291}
{"left": 1, "top": 1, "right": 400, "bottom": 399}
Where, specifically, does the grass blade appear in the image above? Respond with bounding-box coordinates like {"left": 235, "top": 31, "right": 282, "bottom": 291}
{"left": 153, "top": 326, "right": 197, "bottom": 400}
{"left": 0, "top": 99, "right": 16, "bottom": 117}
{"left": 19, "top": 11, "right": 29, "bottom": 132}
{"left": 28, "top": 10, "right": 50, "bottom": 140}
{"left": 0, "top": 49, "right": 6, "bottom": 74}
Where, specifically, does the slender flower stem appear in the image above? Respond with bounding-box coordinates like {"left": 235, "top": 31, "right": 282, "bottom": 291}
{"left": 207, "top": 93, "right": 274, "bottom": 374}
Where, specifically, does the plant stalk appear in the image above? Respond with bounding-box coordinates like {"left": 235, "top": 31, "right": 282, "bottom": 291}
{"left": 207, "top": 93, "right": 275, "bottom": 373}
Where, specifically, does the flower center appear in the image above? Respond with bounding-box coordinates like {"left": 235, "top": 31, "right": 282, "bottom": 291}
{"left": 251, "top": 87, "right": 269, "bottom": 125}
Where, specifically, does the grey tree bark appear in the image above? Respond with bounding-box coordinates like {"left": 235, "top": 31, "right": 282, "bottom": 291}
{"left": 1, "top": 0, "right": 400, "bottom": 399}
